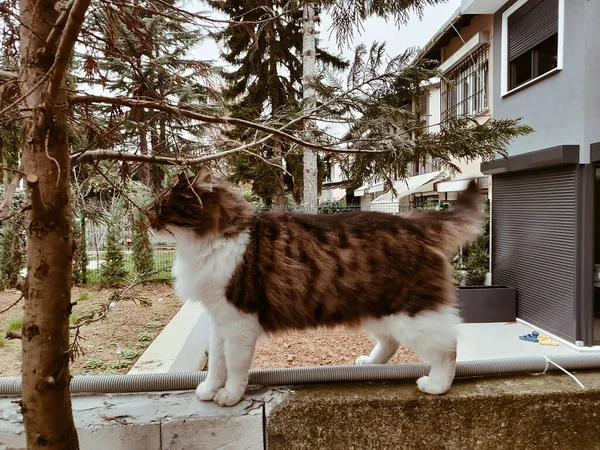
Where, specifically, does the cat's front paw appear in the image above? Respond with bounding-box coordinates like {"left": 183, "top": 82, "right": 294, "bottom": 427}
{"left": 355, "top": 355, "right": 372, "bottom": 365}
{"left": 416, "top": 376, "right": 450, "bottom": 395}
{"left": 195, "top": 382, "right": 220, "bottom": 401}
{"left": 213, "top": 386, "right": 245, "bottom": 407}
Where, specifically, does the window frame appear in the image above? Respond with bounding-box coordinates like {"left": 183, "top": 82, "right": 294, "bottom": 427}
{"left": 501, "top": 0, "right": 565, "bottom": 97}
{"left": 440, "top": 44, "right": 489, "bottom": 123}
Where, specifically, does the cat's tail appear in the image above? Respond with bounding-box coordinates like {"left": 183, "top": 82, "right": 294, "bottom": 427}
{"left": 433, "top": 180, "right": 485, "bottom": 254}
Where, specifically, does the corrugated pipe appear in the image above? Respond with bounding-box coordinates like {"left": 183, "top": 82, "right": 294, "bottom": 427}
{"left": 1, "top": 354, "right": 599, "bottom": 396}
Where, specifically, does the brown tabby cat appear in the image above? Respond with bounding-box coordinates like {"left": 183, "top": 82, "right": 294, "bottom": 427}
{"left": 151, "top": 167, "right": 483, "bottom": 407}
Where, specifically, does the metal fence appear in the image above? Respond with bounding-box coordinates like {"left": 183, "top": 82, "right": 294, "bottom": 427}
{"left": 83, "top": 246, "right": 175, "bottom": 285}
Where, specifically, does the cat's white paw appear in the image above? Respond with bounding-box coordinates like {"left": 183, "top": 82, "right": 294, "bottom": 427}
{"left": 416, "top": 376, "right": 450, "bottom": 395}
{"left": 355, "top": 355, "right": 372, "bottom": 365}
{"left": 213, "top": 386, "right": 245, "bottom": 407}
{"left": 195, "top": 382, "right": 220, "bottom": 401}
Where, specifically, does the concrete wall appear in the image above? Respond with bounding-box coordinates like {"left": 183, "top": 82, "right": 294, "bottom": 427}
{"left": 493, "top": 0, "right": 600, "bottom": 162}
{"left": 443, "top": 14, "right": 494, "bottom": 61}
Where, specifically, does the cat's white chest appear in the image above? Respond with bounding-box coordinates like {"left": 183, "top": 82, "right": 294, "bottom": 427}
{"left": 172, "top": 231, "right": 250, "bottom": 307}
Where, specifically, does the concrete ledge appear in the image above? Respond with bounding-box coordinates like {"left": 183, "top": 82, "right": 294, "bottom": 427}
{"left": 267, "top": 372, "right": 600, "bottom": 450}
{"left": 129, "top": 301, "right": 210, "bottom": 374}
{"left": 0, "top": 390, "right": 265, "bottom": 450}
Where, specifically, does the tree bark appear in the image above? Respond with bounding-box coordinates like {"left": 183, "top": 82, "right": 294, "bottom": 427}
{"left": 19, "top": 0, "right": 82, "bottom": 447}
{"left": 302, "top": 3, "right": 318, "bottom": 213}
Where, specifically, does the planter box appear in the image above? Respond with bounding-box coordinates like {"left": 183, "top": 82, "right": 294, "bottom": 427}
{"left": 457, "top": 286, "right": 516, "bottom": 323}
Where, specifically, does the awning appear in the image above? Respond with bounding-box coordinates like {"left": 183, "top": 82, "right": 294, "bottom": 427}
{"left": 369, "top": 171, "right": 445, "bottom": 204}
{"left": 436, "top": 176, "right": 489, "bottom": 193}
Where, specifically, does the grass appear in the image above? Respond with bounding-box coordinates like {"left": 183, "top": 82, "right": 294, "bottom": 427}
{"left": 0, "top": 337, "right": 6, "bottom": 348}
{"left": 69, "top": 313, "right": 81, "bottom": 325}
{"left": 145, "top": 320, "right": 163, "bottom": 329}
{"left": 77, "top": 292, "right": 90, "bottom": 302}
{"left": 6, "top": 318, "right": 23, "bottom": 332}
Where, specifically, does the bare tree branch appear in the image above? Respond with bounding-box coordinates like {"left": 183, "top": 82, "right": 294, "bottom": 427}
{"left": 72, "top": 131, "right": 276, "bottom": 166}
{"left": 41, "top": 0, "right": 75, "bottom": 60}
{"left": 26, "top": 174, "right": 48, "bottom": 216}
{"left": 69, "top": 95, "right": 384, "bottom": 155}
{"left": 0, "top": 166, "right": 23, "bottom": 220}
{"left": 0, "top": 294, "right": 23, "bottom": 315}
{"left": 42, "top": 0, "right": 92, "bottom": 126}
{"left": 0, "top": 70, "right": 17, "bottom": 80}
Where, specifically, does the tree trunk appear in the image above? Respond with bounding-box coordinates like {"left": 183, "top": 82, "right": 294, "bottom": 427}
{"left": 139, "top": 126, "right": 151, "bottom": 186}
{"left": 302, "top": 3, "right": 318, "bottom": 213}
{"left": 19, "top": 0, "right": 79, "bottom": 448}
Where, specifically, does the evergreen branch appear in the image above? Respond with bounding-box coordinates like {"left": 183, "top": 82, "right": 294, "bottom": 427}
{"left": 42, "top": 0, "right": 92, "bottom": 126}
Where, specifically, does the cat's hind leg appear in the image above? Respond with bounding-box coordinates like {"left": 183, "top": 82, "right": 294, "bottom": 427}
{"left": 388, "top": 305, "right": 460, "bottom": 395}
{"left": 355, "top": 318, "right": 399, "bottom": 365}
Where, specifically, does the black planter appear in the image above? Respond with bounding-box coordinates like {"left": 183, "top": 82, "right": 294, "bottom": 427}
{"left": 457, "top": 285, "right": 516, "bottom": 323}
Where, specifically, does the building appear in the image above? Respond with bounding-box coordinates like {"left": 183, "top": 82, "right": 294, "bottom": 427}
{"left": 457, "top": 0, "right": 600, "bottom": 346}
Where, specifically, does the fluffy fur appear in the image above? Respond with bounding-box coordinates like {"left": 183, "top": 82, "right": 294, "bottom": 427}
{"left": 151, "top": 168, "right": 483, "bottom": 406}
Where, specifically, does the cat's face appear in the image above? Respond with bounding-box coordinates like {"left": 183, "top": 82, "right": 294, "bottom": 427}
{"left": 151, "top": 167, "right": 222, "bottom": 237}
{"left": 151, "top": 167, "right": 253, "bottom": 239}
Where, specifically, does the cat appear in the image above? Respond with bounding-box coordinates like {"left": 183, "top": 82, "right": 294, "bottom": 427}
{"left": 150, "top": 167, "right": 483, "bottom": 407}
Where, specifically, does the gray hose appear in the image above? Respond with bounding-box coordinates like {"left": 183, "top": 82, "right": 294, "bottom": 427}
{"left": 1, "top": 354, "right": 599, "bottom": 396}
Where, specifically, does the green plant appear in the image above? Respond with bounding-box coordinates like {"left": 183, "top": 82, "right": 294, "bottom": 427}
{"left": 77, "top": 292, "right": 90, "bottom": 302}
{"left": 138, "top": 332, "right": 157, "bottom": 342}
{"left": 106, "top": 360, "right": 130, "bottom": 370}
{"left": 464, "top": 201, "right": 490, "bottom": 286}
{"left": 121, "top": 348, "right": 141, "bottom": 360}
{"left": 132, "top": 213, "right": 154, "bottom": 278}
{"left": 83, "top": 358, "right": 104, "bottom": 370}
{"left": 69, "top": 314, "right": 81, "bottom": 325}
{"left": 6, "top": 318, "right": 23, "bottom": 332}
{"left": 100, "top": 222, "right": 126, "bottom": 287}
{"left": 145, "top": 320, "right": 163, "bottom": 329}
{"left": 0, "top": 337, "right": 6, "bottom": 348}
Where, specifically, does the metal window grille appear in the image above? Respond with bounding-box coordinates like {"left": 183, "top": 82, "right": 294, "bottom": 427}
{"left": 441, "top": 44, "right": 489, "bottom": 123}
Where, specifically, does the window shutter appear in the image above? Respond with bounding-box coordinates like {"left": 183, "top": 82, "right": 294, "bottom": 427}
{"left": 508, "top": 0, "right": 558, "bottom": 61}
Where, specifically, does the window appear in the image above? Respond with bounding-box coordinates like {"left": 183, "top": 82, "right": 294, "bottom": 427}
{"left": 440, "top": 44, "right": 489, "bottom": 122}
{"left": 502, "top": 0, "right": 564, "bottom": 94}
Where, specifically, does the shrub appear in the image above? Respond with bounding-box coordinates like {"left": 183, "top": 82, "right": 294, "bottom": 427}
{"left": 100, "top": 222, "right": 126, "bottom": 287}
{"left": 132, "top": 213, "right": 154, "bottom": 278}
{"left": 72, "top": 215, "right": 89, "bottom": 285}
{"left": 83, "top": 358, "right": 104, "bottom": 369}
{"left": 138, "top": 332, "right": 156, "bottom": 342}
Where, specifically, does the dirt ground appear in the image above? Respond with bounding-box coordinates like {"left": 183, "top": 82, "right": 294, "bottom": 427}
{"left": 0, "top": 283, "right": 181, "bottom": 376}
{"left": 1, "top": 285, "right": 419, "bottom": 376}
{"left": 254, "top": 328, "right": 420, "bottom": 367}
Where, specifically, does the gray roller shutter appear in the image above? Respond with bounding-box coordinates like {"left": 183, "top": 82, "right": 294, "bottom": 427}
{"left": 492, "top": 165, "right": 577, "bottom": 340}
{"left": 508, "top": 0, "right": 559, "bottom": 61}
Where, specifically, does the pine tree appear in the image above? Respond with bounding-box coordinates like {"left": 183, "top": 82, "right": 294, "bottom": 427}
{"left": 78, "top": 0, "right": 214, "bottom": 191}
{"left": 209, "top": 0, "right": 348, "bottom": 205}
{"left": 100, "top": 223, "right": 126, "bottom": 288}
{"left": 132, "top": 212, "right": 154, "bottom": 278}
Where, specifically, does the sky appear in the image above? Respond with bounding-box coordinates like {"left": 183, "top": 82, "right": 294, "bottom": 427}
{"left": 193, "top": 0, "right": 462, "bottom": 66}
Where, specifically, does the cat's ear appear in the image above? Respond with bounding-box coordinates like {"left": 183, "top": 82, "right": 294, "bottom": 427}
{"left": 192, "top": 166, "right": 212, "bottom": 186}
